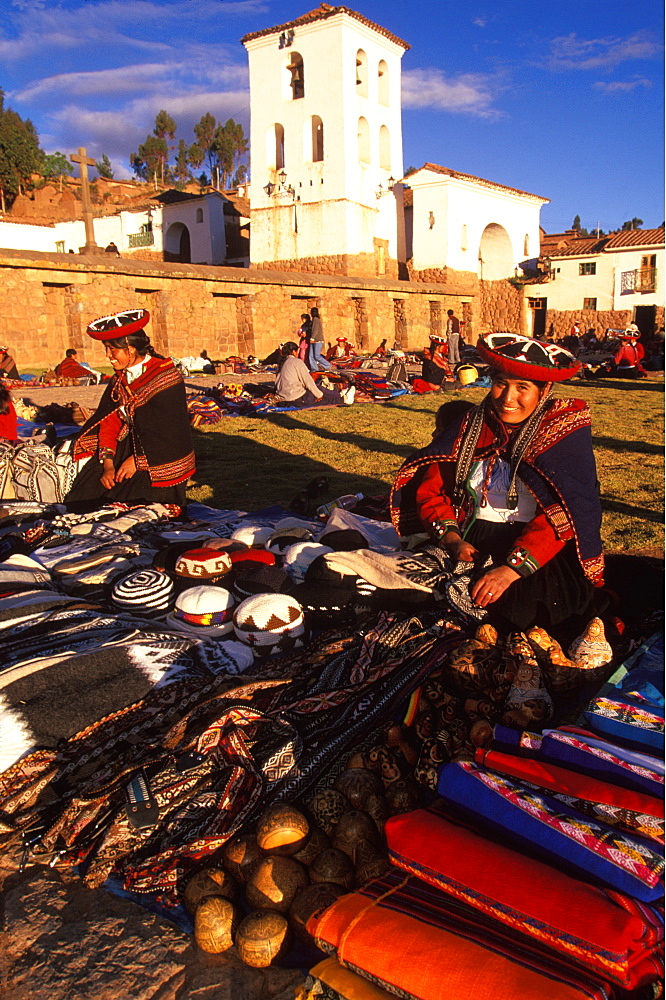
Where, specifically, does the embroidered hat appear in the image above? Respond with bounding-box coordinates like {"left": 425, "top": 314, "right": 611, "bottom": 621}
{"left": 111, "top": 568, "right": 174, "bottom": 615}
{"left": 477, "top": 333, "right": 580, "bottom": 382}
{"left": 230, "top": 524, "right": 275, "bottom": 547}
{"left": 282, "top": 542, "right": 333, "bottom": 583}
{"left": 233, "top": 592, "right": 306, "bottom": 655}
{"left": 86, "top": 308, "right": 150, "bottom": 341}
{"left": 174, "top": 547, "right": 233, "bottom": 581}
{"left": 165, "top": 585, "right": 235, "bottom": 636}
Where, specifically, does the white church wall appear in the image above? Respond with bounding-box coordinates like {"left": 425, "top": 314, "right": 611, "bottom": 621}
{"left": 0, "top": 208, "right": 162, "bottom": 255}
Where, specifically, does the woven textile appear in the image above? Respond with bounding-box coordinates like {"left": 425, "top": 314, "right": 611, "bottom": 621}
{"left": 584, "top": 695, "right": 664, "bottom": 755}
{"left": 385, "top": 808, "right": 663, "bottom": 992}
{"left": 309, "top": 868, "right": 615, "bottom": 1000}
{"left": 540, "top": 728, "right": 664, "bottom": 798}
{"left": 436, "top": 761, "right": 664, "bottom": 901}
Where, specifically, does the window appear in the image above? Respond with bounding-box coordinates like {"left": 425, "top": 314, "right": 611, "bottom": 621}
{"left": 357, "top": 117, "right": 370, "bottom": 163}
{"left": 195, "top": 208, "right": 203, "bottom": 223}
{"left": 311, "top": 116, "right": 324, "bottom": 162}
{"left": 287, "top": 52, "right": 304, "bottom": 99}
{"left": 377, "top": 60, "right": 389, "bottom": 105}
{"left": 524, "top": 233, "right": 530, "bottom": 256}
{"left": 579, "top": 262, "right": 596, "bottom": 275}
{"left": 583, "top": 298, "right": 597, "bottom": 310}
{"left": 379, "top": 125, "right": 391, "bottom": 170}
{"left": 461, "top": 224, "right": 468, "bottom": 251}
{"left": 274, "top": 123, "right": 285, "bottom": 169}
{"left": 356, "top": 49, "right": 368, "bottom": 96}
{"left": 55, "top": 240, "right": 65, "bottom": 253}
{"left": 528, "top": 298, "right": 546, "bottom": 310}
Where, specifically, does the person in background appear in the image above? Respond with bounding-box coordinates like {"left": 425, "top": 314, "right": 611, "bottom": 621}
{"left": 275, "top": 342, "right": 354, "bottom": 407}
{"left": 446, "top": 309, "right": 461, "bottom": 366}
{"left": 55, "top": 349, "right": 96, "bottom": 382}
{"left": 372, "top": 339, "right": 388, "bottom": 359}
{"left": 0, "top": 387, "right": 18, "bottom": 441}
{"left": 0, "top": 347, "right": 19, "bottom": 381}
{"left": 297, "top": 314, "right": 311, "bottom": 362}
{"left": 412, "top": 336, "right": 452, "bottom": 393}
{"left": 307, "top": 307, "right": 331, "bottom": 371}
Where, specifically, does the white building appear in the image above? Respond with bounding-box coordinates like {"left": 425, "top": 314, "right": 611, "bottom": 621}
{"left": 524, "top": 228, "right": 664, "bottom": 338}
{"left": 406, "top": 163, "right": 548, "bottom": 279}
{"left": 158, "top": 191, "right": 227, "bottom": 265}
{"left": 242, "top": 4, "right": 408, "bottom": 273}
{"left": 0, "top": 208, "right": 162, "bottom": 256}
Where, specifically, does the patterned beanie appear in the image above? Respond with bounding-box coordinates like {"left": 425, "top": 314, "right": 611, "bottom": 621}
{"left": 174, "top": 547, "right": 233, "bottom": 582}
{"left": 233, "top": 592, "right": 306, "bottom": 656}
{"left": 165, "top": 585, "right": 235, "bottom": 636}
{"left": 111, "top": 568, "right": 174, "bottom": 616}
{"left": 232, "top": 563, "right": 295, "bottom": 603}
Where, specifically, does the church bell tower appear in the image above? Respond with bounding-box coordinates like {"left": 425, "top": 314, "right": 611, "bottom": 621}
{"left": 242, "top": 4, "right": 409, "bottom": 277}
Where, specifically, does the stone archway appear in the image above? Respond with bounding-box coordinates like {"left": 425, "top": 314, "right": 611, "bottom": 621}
{"left": 164, "top": 222, "right": 191, "bottom": 263}
{"left": 478, "top": 223, "right": 514, "bottom": 280}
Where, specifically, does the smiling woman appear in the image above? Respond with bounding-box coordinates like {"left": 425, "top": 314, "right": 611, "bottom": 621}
{"left": 391, "top": 334, "right": 605, "bottom": 641}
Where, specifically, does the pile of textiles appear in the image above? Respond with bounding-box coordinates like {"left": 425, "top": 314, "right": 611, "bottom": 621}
{"left": 307, "top": 631, "right": 664, "bottom": 999}
{"left": 0, "top": 497, "right": 472, "bottom": 906}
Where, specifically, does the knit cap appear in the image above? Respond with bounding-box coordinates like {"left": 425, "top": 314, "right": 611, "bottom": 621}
{"left": 233, "top": 592, "right": 306, "bottom": 655}
{"left": 111, "top": 568, "right": 174, "bottom": 616}
{"left": 230, "top": 524, "right": 274, "bottom": 547}
{"left": 282, "top": 542, "right": 333, "bottom": 583}
{"left": 232, "top": 563, "right": 294, "bottom": 603}
{"left": 165, "top": 585, "right": 235, "bottom": 636}
{"left": 266, "top": 524, "right": 314, "bottom": 555}
{"left": 174, "top": 547, "right": 233, "bottom": 582}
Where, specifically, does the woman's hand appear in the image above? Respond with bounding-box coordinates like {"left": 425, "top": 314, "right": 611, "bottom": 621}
{"left": 471, "top": 565, "right": 520, "bottom": 607}
{"left": 100, "top": 458, "right": 116, "bottom": 490}
{"left": 443, "top": 531, "right": 479, "bottom": 564}
{"left": 115, "top": 456, "right": 137, "bottom": 482}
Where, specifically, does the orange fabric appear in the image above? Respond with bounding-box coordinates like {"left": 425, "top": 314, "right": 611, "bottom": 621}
{"left": 309, "top": 958, "right": 395, "bottom": 999}
{"left": 311, "top": 889, "right": 599, "bottom": 1000}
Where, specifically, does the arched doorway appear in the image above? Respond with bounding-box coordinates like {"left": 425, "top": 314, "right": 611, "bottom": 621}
{"left": 478, "top": 223, "right": 514, "bottom": 280}
{"left": 164, "top": 222, "right": 191, "bottom": 263}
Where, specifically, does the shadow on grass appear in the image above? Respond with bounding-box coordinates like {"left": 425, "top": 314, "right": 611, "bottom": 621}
{"left": 593, "top": 436, "right": 663, "bottom": 455}
{"left": 581, "top": 378, "right": 664, "bottom": 392}
{"left": 264, "top": 412, "right": 416, "bottom": 460}
{"left": 190, "top": 429, "right": 392, "bottom": 513}
{"left": 601, "top": 498, "right": 663, "bottom": 523}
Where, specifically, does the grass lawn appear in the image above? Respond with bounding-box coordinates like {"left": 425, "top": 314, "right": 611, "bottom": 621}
{"left": 188, "top": 377, "right": 664, "bottom": 555}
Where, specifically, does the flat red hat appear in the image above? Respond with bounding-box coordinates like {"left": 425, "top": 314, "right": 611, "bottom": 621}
{"left": 86, "top": 309, "right": 150, "bottom": 341}
{"left": 477, "top": 333, "right": 580, "bottom": 382}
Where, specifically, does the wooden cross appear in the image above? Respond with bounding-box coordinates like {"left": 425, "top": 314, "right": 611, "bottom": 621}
{"left": 70, "top": 147, "right": 101, "bottom": 253}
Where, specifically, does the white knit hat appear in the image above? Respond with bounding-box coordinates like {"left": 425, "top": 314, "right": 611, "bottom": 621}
{"left": 282, "top": 542, "right": 333, "bottom": 583}
{"left": 230, "top": 524, "right": 274, "bottom": 547}
{"left": 233, "top": 592, "right": 306, "bottom": 655}
{"left": 165, "top": 585, "right": 235, "bottom": 636}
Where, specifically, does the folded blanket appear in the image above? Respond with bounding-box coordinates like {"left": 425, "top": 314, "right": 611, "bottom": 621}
{"left": 302, "top": 958, "right": 396, "bottom": 1000}
{"left": 309, "top": 868, "right": 615, "bottom": 1000}
{"left": 385, "top": 808, "right": 664, "bottom": 992}
{"left": 436, "top": 761, "right": 664, "bottom": 902}
{"left": 474, "top": 747, "right": 664, "bottom": 844}
{"left": 540, "top": 727, "right": 664, "bottom": 798}
{"left": 584, "top": 694, "right": 664, "bottom": 755}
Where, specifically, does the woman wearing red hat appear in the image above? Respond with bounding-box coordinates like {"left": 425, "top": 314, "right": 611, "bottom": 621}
{"left": 391, "top": 333, "right": 605, "bottom": 636}
{"left": 65, "top": 309, "right": 195, "bottom": 510}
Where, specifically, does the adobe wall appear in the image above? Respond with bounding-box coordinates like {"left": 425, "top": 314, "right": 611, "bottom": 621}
{"left": 478, "top": 279, "right": 525, "bottom": 338}
{"left": 0, "top": 249, "right": 473, "bottom": 368}
{"left": 253, "top": 251, "right": 400, "bottom": 280}
{"left": 545, "top": 309, "right": 639, "bottom": 340}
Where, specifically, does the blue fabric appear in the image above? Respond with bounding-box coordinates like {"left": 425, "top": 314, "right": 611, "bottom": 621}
{"left": 437, "top": 761, "right": 664, "bottom": 903}
{"left": 540, "top": 729, "right": 664, "bottom": 797}
{"left": 583, "top": 695, "right": 664, "bottom": 754}
{"left": 17, "top": 418, "right": 79, "bottom": 439}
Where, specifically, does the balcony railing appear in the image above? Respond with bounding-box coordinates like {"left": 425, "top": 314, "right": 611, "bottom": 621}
{"left": 621, "top": 267, "right": 657, "bottom": 294}
{"left": 128, "top": 231, "right": 154, "bottom": 248}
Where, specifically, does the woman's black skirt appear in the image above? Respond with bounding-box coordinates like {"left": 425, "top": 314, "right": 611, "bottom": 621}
{"left": 466, "top": 519, "right": 599, "bottom": 637}
{"left": 65, "top": 435, "right": 187, "bottom": 512}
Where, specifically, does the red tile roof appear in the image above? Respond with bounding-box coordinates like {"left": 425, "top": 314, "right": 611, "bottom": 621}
{"left": 546, "top": 228, "right": 664, "bottom": 258}
{"left": 604, "top": 228, "right": 665, "bottom": 249}
{"left": 409, "top": 163, "right": 549, "bottom": 203}
{"left": 241, "top": 4, "right": 410, "bottom": 50}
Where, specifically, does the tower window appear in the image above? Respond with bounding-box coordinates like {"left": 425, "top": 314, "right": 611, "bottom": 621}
{"left": 357, "top": 117, "right": 370, "bottom": 164}
{"left": 311, "top": 116, "right": 324, "bottom": 162}
{"left": 288, "top": 52, "right": 304, "bottom": 99}
{"left": 524, "top": 233, "right": 530, "bottom": 256}
{"left": 379, "top": 125, "right": 391, "bottom": 171}
{"left": 195, "top": 208, "right": 203, "bottom": 223}
{"left": 378, "top": 60, "right": 389, "bottom": 105}
{"left": 274, "top": 123, "right": 285, "bottom": 169}
{"left": 461, "top": 224, "right": 468, "bottom": 251}
{"left": 356, "top": 49, "right": 368, "bottom": 96}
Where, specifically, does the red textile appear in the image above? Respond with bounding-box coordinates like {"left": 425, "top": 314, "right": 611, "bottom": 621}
{"left": 55, "top": 358, "right": 92, "bottom": 380}
{"left": 0, "top": 400, "right": 18, "bottom": 440}
{"left": 385, "top": 808, "right": 663, "bottom": 991}
{"left": 474, "top": 748, "right": 664, "bottom": 819}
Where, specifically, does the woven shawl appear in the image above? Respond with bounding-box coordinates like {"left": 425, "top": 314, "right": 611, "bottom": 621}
{"left": 74, "top": 357, "right": 195, "bottom": 487}
{"left": 390, "top": 396, "right": 604, "bottom": 585}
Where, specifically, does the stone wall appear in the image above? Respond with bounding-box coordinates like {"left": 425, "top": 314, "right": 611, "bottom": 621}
{"left": 546, "top": 309, "right": 631, "bottom": 340}
{"left": 253, "top": 251, "right": 399, "bottom": 280}
{"left": 0, "top": 249, "right": 472, "bottom": 368}
{"left": 478, "top": 279, "right": 524, "bottom": 337}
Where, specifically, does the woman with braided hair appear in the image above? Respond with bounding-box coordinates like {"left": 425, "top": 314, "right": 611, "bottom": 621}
{"left": 65, "top": 310, "right": 195, "bottom": 511}
{"left": 391, "top": 334, "right": 605, "bottom": 637}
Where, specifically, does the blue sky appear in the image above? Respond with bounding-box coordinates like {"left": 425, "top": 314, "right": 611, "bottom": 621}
{"left": 1, "top": 0, "right": 663, "bottom": 234}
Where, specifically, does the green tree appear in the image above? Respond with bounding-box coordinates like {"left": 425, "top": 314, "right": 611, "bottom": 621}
{"left": 130, "top": 110, "right": 176, "bottom": 185}
{"left": 0, "top": 89, "right": 42, "bottom": 211}
{"left": 572, "top": 214, "right": 581, "bottom": 230}
{"left": 621, "top": 217, "right": 643, "bottom": 230}
{"left": 174, "top": 139, "right": 192, "bottom": 188}
{"left": 96, "top": 153, "right": 114, "bottom": 179}
{"left": 41, "top": 150, "right": 74, "bottom": 179}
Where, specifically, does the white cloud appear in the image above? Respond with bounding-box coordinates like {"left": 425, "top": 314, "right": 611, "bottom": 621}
{"left": 402, "top": 68, "right": 504, "bottom": 118}
{"left": 473, "top": 17, "right": 487, "bottom": 28}
{"left": 593, "top": 78, "right": 652, "bottom": 94}
{"left": 545, "top": 30, "right": 662, "bottom": 71}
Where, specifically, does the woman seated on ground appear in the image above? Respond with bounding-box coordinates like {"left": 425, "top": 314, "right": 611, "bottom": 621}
{"left": 275, "top": 342, "right": 355, "bottom": 407}
{"left": 65, "top": 311, "right": 195, "bottom": 511}
{"left": 0, "top": 347, "right": 19, "bottom": 381}
{"left": 0, "top": 387, "right": 17, "bottom": 441}
{"left": 326, "top": 337, "right": 357, "bottom": 361}
{"left": 391, "top": 333, "right": 605, "bottom": 641}
{"left": 412, "top": 337, "right": 453, "bottom": 393}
